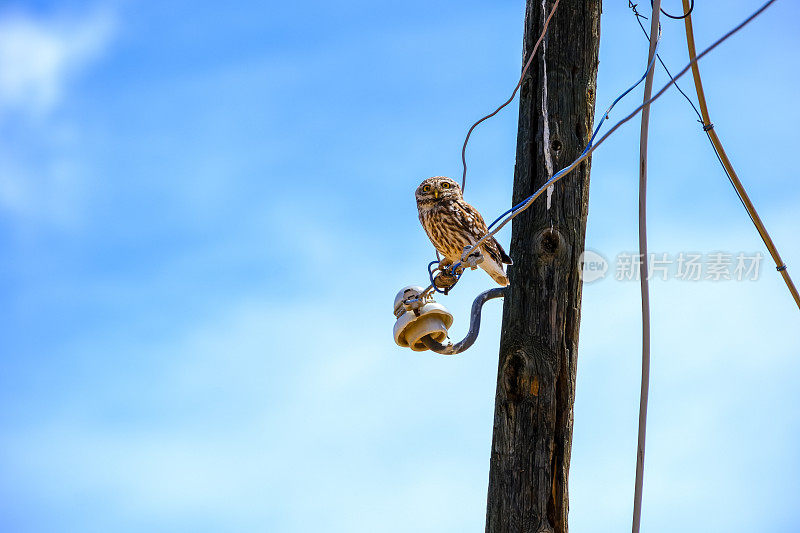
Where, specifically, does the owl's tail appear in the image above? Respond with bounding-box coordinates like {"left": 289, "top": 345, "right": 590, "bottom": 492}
{"left": 480, "top": 256, "right": 510, "bottom": 286}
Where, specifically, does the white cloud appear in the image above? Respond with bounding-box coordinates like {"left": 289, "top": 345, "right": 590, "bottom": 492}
{"left": 0, "top": 9, "right": 114, "bottom": 117}
{"left": 0, "top": 9, "right": 115, "bottom": 226}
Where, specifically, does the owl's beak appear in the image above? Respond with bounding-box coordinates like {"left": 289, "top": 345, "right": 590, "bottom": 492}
{"left": 434, "top": 189, "right": 439, "bottom": 199}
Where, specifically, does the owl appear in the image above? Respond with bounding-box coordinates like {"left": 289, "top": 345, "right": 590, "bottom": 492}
{"left": 416, "top": 176, "right": 512, "bottom": 286}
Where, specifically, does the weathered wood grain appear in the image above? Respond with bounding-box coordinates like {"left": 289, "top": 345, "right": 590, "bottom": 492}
{"left": 485, "top": 1, "right": 601, "bottom": 532}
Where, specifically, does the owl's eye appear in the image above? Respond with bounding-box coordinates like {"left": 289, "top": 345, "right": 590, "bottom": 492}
{"left": 441, "top": 182, "right": 451, "bottom": 189}
{"left": 422, "top": 185, "right": 432, "bottom": 193}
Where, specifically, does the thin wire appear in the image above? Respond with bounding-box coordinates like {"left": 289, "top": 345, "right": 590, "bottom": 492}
{"left": 460, "top": 0, "right": 562, "bottom": 192}
{"left": 456, "top": 0, "right": 779, "bottom": 267}
{"left": 651, "top": 0, "right": 694, "bottom": 20}
{"left": 632, "top": 1, "right": 660, "bottom": 530}
{"left": 630, "top": 2, "right": 703, "bottom": 121}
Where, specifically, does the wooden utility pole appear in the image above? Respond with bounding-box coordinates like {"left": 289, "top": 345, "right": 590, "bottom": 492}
{"left": 485, "top": 1, "right": 601, "bottom": 532}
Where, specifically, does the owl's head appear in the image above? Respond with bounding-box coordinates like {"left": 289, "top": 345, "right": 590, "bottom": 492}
{"left": 415, "top": 176, "right": 461, "bottom": 206}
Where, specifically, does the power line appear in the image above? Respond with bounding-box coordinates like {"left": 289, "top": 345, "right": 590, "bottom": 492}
{"left": 456, "top": 0, "right": 779, "bottom": 269}
{"left": 679, "top": 0, "right": 799, "bottom": 309}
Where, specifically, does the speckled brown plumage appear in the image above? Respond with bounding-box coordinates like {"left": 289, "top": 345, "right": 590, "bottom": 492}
{"left": 415, "top": 176, "right": 512, "bottom": 286}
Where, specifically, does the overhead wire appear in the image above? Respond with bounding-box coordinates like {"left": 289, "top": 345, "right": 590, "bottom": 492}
{"left": 484, "top": 24, "right": 662, "bottom": 237}
{"left": 636, "top": 0, "right": 799, "bottom": 309}
{"left": 453, "top": 0, "right": 780, "bottom": 270}
{"left": 679, "top": 0, "right": 800, "bottom": 309}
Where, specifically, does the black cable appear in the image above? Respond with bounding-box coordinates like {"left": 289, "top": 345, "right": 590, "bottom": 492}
{"left": 651, "top": 0, "right": 694, "bottom": 20}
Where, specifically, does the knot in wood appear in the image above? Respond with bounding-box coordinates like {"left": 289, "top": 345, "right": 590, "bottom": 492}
{"left": 535, "top": 228, "right": 566, "bottom": 257}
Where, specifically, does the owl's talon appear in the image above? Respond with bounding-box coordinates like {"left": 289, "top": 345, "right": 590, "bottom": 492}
{"left": 433, "top": 268, "right": 461, "bottom": 292}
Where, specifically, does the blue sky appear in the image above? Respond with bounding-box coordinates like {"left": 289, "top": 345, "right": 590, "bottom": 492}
{"left": 1, "top": 0, "right": 798, "bottom": 531}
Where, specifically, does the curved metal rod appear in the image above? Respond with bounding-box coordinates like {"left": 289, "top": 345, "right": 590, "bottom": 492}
{"left": 421, "top": 287, "right": 508, "bottom": 355}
